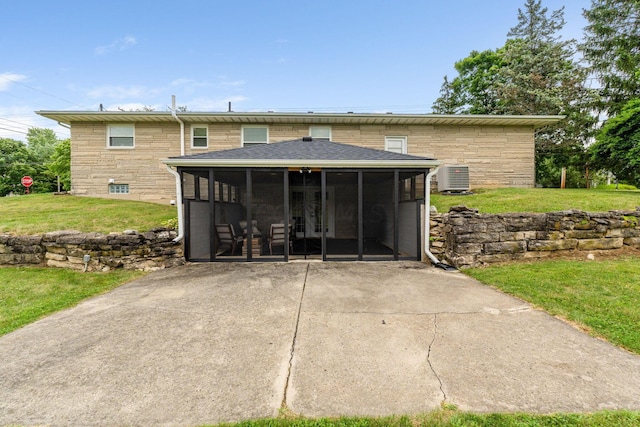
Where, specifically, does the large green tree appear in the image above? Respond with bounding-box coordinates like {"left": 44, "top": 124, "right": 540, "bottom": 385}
{"left": 588, "top": 98, "right": 640, "bottom": 186}
{"left": 47, "top": 139, "right": 71, "bottom": 191}
{"left": 580, "top": 0, "right": 640, "bottom": 116}
{"left": 0, "top": 138, "right": 35, "bottom": 196}
{"left": 26, "top": 128, "right": 62, "bottom": 193}
{"left": 432, "top": 0, "right": 597, "bottom": 187}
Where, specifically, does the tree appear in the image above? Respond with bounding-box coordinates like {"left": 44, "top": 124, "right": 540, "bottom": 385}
{"left": 432, "top": 0, "right": 597, "bottom": 187}
{"left": 0, "top": 138, "right": 35, "bottom": 196}
{"left": 432, "top": 49, "right": 504, "bottom": 114}
{"left": 588, "top": 98, "right": 640, "bottom": 186}
{"left": 508, "top": 0, "right": 566, "bottom": 45}
{"left": 580, "top": 0, "right": 640, "bottom": 116}
{"left": 48, "top": 139, "right": 71, "bottom": 191}
{"left": 26, "top": 128, "right": 60, "bottom": 193}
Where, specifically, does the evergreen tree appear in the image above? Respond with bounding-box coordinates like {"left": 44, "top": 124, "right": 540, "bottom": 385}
{"left": 580, "top": 0, "right": 640, "bottom": 116}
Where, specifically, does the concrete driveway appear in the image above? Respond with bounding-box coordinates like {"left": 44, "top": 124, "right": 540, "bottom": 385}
{"left": 1, "top": 262, "right": 639, "bottom": 426}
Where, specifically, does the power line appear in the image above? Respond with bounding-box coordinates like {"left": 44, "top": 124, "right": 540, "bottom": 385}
{"left": 0, "top": 126, "right": 28, "bottom": 136}
{"left": 0, "top": 74, "right": 87, "bottom": 109}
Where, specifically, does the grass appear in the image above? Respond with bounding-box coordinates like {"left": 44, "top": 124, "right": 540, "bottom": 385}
{"left": 0, "top": 193, "right": 176, "bottom": 235}
{"left": 205, "top": 409, "right": 640, "bottom": 426}
{"left": 465, "top": 257, "right": 640, "bottom": 354}
{"left": 0, "top": 267, "right": 144, "bottom": 336}
{"left": 431, "top": 187, "right": 640, "bottom": 214}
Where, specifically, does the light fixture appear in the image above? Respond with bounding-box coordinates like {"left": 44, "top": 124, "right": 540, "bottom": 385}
{"left": 299, "top": 167, "right": 311, "bottom": 174}
{"left": 108, "top": 178, "right": 115, "bottom": 183}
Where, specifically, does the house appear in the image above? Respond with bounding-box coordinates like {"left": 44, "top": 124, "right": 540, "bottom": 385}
{"left": 37, "top": 110, "right": 561, "bottom": 262}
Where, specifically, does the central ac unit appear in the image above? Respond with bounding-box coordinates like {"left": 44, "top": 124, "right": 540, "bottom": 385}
{"left": 437, "top": 165, "right": 470, "bottom": 192}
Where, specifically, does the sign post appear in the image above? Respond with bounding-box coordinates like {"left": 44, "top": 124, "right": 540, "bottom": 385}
{"left": 21, "top": 176, "right": 33, "bottom": 194}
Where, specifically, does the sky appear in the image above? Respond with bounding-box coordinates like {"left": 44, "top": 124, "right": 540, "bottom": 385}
{"left": 0, "top": 0, "right": 592, "bottom": 141}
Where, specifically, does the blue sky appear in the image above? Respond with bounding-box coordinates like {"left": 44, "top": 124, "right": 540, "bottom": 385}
{"left": 1, "top": 0, "right": 591, "bottom": 141}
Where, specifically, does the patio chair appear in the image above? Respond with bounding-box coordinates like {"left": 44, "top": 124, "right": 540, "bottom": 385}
{"left": 268, "top": 223, "right": 293, "bottom": 255}
{"left": 215, "top": 223, "right": 243, "bottom": 255}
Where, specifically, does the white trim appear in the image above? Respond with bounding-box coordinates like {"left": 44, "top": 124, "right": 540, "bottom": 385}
{"left": 162, "top": 157, "right": 442, "bottom": 169}
{"left": 106, "top": 124, "right": 135, "bottom": 149}
{"left": 385, "top": 136, "right": 407, "bottom": 154}
{"left": 309, "top": 125, "right": 331, "bottom": 140}
{"left": 241, "top": 125, "right": 269, "bottom": 146}
{"left": 191, "top": 125, "right": 208, "bottom": 149}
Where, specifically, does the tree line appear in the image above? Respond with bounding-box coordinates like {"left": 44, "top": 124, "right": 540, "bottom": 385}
{"left": 0, "top": 129, "right": 70, "bottom": 197}
{"left": 432, "top": 0, "right": 640, "bottom": 188}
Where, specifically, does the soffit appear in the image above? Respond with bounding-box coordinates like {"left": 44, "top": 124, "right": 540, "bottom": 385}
{"left": 36, "top": 111, "right": 564, "bottom": 128}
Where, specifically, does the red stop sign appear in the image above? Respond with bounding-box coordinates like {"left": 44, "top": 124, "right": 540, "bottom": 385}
{"left": 21, "top": 176, "right": 33, "bottom": 187}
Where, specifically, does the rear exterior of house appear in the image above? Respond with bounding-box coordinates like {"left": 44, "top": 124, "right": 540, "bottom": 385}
{"left": 37, "top": 111, "right": 561, "bottom": 262}
{"left": 37, "top": 111, "right": 561, "bottom": 204}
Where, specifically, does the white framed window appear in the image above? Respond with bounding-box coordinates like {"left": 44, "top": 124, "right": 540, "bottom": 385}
{"left": 191, "top": 125, "right": 208, "bottom": 148}
{"left": 108, "top": 183, "right": 129, "bottom": 194}
{"left": 107, "top": 124, "right": 135, "bottom": 148}
{"left": 242, "top": 126, "right": 269, "bottom": 146}
{"left": 309, "top": 125, "right": 331, "bottom": 140}
{"left": 385, "top": 136, "right": 407, "bottom": 154}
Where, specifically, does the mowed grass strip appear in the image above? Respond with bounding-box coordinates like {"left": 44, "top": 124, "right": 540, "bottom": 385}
{"left": 465, "top": 257, "right": 640, "bottom": 354}
{"left": 431, "top": 187, "right": 640, "bottom": 214}
{"left": 0, "top": 267, "right": 144, "bottom": 336}
{"left": 0, "top": 193, "right": 176, "bottom": 235}
{"left": 208, "top": 409, "right": 640, "bottom": 427}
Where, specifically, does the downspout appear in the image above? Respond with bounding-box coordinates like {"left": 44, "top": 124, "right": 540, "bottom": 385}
{"left": 424, "top": 166, "right": 455, "bottom": 269}
{"left": 169, "top": 95, "right": 185, "bottom": 242}
{"left": 166, "top": 165, "right": 184, "bottom": 242}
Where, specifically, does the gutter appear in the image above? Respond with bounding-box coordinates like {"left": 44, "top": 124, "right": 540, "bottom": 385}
{"left": 169, "top": 95, "right": 185, "bottom": 242}
{"left": 424, "top": 166, "right": 456, "bottom": 270}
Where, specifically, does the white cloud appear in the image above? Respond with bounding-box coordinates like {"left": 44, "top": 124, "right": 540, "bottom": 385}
{"left": 0, "top": 72, "right": 27, "bottom": 91}
{"left": 185, "top": 96, "right": 248, "bottom": 111}
{"left": 95, "top": 35, "right": 137, "bottom": 55}
{"left": 87, "top": 85, "right": 160, "bottom": 99}
{"left": 220, "top": 80, "right": 246, "bottom": 87}
{"left": 104, "top": 103, "right": 163, "bottom": 112}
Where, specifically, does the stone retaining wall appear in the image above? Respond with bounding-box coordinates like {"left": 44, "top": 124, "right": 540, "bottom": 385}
{"left": 432, "top": 206, "right": 640, "bottom": 268}
{"left": 0, "top": 229, "right": 184, "bottom": 271}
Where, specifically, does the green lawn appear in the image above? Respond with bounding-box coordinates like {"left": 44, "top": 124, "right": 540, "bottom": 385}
{"left": 431, "top": 187, "right": 640, "bottom": 214}
{"left": 0, "top": 193, "right": 176, "bottom": 235}
{"left": 0, "top": 267, "right": 144, "bottom": 336}
{"left": 206, "top": 410, "right": 640, "bottom": 427}
{"left": 465, "top": 257, "right": 640, "bottom": 354}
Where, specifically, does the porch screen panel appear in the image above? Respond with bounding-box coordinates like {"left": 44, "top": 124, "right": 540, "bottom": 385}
{"left": 251, "top": 170, "right": 286, "bottom": 260}
{"left": 188, "top": 201, "right": 211, "bottom": 260}
{"left": 363, "top": 171, "right": 395, "bottom": 259}
{"left": 214, "top": 170, "right": 246, "bottom": 259}
{"left": 326, "top": 172, "right": 359, "bottom": 258}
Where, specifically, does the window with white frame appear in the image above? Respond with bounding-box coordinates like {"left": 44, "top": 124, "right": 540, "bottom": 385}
{"left": 108, "top": 183, "right": 130, "bottom": 194}
{"left": 192, "top": 125, "right": 208, "bottom": 148}
{"left": 385, "top": 136, "right": 407, "bottom": 154}
{"left": 309, "top": 125, "right": 331, "bottom": 140}
{"left": 107, "top": 124, "right": 135, "bottom": 148}
{"left": 242, "top": 126, "right": 269, "bottom": 146}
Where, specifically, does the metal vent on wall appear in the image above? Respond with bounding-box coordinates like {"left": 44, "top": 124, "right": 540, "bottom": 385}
{"left": 437, "top": 165, "right": 470, "bottom": 192}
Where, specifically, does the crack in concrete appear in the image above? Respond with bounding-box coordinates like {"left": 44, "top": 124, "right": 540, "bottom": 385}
{"left": 427, "top": 313, "right": 447, "bottom": 405}
{"left": 281, "top": 262, "right": 310, "bottom": 410}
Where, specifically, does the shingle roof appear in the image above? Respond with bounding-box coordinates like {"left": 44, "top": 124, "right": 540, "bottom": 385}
{"left": 170, "top": 138, "right": 436, "bottom": 162}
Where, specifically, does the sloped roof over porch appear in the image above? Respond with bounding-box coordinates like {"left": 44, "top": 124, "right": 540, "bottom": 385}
{"left": 162, "top": 138, "right": 441, "bottom": 169}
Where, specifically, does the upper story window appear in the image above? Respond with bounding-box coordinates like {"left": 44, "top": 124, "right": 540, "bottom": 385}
{"left": 242, "top": 126, "right": 269, "bottom": 146}
{"left": 385, "top": 136, "right": 407, "bottom": 154}
{"left": 107, "top": 124, "right": 135, "bottom": 148}
{"left": 192, "top": 125, "right": 208, "bottom": 148}
{"left": 309, "top": 125, "right": 331, "bottom": 140}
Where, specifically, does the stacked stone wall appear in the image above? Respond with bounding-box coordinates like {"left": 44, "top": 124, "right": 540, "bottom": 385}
{"left": 432, "top": 206, "right": 640, "bottom": 268}
{"left": 0, "top": 229, "right": 184, "bottom": 271}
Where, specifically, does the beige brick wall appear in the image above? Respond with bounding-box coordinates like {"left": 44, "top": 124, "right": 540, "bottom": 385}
{"left": 70, "top": 121, "right": 536, "bottom": 204}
